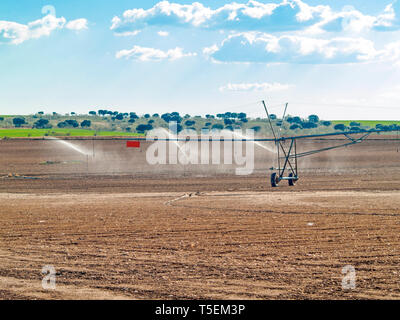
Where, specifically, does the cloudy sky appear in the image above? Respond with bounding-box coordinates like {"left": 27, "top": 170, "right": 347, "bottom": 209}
{"left": 1, "top": 0, "right": 399, "bottom": 120}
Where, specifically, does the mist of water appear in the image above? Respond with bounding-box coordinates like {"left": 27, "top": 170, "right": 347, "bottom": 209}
{"left": 227, "top": 130, "right": 277, "bottom": 154}
{"left": 160, "top": 128, "right": 190, "bottom": 160}
{"left": 47, "top": 137, "right": 90, "bottom": 156}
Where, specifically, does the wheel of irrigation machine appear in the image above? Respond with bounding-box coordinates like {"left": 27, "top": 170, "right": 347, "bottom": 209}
{"left": 288, "top": 173, "right": 297, "bottom": 186}
{"left": 271, "top": 172, "right": 279, "bottom": 187}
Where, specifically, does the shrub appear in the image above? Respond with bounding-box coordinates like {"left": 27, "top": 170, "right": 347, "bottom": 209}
{"left": 292, "top": 116, "right": 302, "bottom": 124}
{"left": 290, "top": 124, "right": 301, "bottom": 130}
{"left": 66, "top": 120, "right": 79, "bottom": 127}
{"left": 334, "top": 124, "right": 346, "bottom": 131}
{"left": 301, "top": 122, "right": 318, "bottom": 129}
{"left": 136, "top": 124, "right": 153, "bottom": 133}
{"left": 58, "top": 120, "right": 79, "bottom": 128}
{"left": 321, "top": 121, "right": 332, "bottom": 126}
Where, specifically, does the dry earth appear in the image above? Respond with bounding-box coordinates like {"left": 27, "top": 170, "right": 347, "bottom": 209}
{"left": 0, "top": 137, "right": 399, "bottom": 299}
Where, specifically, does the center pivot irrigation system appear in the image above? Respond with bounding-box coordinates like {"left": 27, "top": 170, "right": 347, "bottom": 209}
{"left": 259, "top": 101, "right": 398, "bottom": 187}
{"left": 126, "top": 100, "right": 398, "bottom": 187}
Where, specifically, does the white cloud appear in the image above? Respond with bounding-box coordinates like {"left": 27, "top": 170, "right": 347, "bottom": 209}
{"left": 0, "top": 21, "right": 29, "bottom": 45}
{"left": 0, "top": 15, "right": 65, "bottom": 44}
{"left": 110, "top": 0, "right": 329, "bottom": 34}
{"left": 66, "top": 18, "right": 88, "bottom": 31}
{"left": 157, "top": 30, "right": 169, "bottom": 36}
{"left": 203, "top": 44, "right": 219, "bottom": 56}
{"left": 114, "top": 30, "right": 141, "bottom": 37}
{"left": 220, "top": 82, "right": 292, "bottom": 92}
{"left": 0, "top": 15, "right": 88, "bottom": 44}
{"left": 374, "top": 1, "right": 400, "bottom": 31}
{"left": 207, "top": 32, "right": 379, "bottom": 64}
{"left": 314, "top": 1, "right": 400, "bottom": 33}
{"left": 111, "top": 1, "right": 400, "bottom": 35}
{"left": 116, "top": 45, "right": 197, "bottom": 61}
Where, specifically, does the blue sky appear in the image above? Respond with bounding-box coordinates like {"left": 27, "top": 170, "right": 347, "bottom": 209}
{"left": 0, "top": 0, "right": 399, "bottom": 120}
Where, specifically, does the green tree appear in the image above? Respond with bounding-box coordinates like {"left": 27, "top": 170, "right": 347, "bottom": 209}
{"left": 81, "top": 120, "right": 91, "bottom": 128}
{"left": 211, "top": 124, "right": 224, "bottom": 130}
{"left": 13, "top": 117, "right": 26, "bottom": 127}
{"left": 33, "top": 119, "right": 52, "bottom": 129}
{"left": 185, "top": 120, "right": 196, "bottom": 126}
{"left": 308, "top": 115, "right": 319, "bottom": 123}
{"left": 136, "top": 124, "right": 153, "bottom": 133}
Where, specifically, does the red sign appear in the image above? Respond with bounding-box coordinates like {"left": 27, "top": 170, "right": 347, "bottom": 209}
{"left": 127, "top": 141, "right": 141, "bottom": 148}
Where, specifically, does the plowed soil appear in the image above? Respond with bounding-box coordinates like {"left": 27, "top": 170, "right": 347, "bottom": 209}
{"left": 0, "top": 137, "right": 400, "bottom": 299}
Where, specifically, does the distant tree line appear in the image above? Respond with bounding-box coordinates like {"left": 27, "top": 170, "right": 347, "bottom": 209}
{"left": 4, "top": 109, "right": 400, "bottom": 135}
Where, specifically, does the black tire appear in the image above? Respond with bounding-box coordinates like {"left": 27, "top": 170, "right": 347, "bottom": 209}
{"left": 288, "top": 173, "right": 296, "bottom": 186}
{"left": 271, "top": 172, "right": 278, "bottom": 187}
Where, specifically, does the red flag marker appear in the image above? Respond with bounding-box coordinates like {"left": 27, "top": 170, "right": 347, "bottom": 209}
{"left": 127, "top": 141, "right": 141, "bottom": 148}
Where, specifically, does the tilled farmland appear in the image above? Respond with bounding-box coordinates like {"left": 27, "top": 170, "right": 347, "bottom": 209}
{"left": 0, "top": 138, "right": 399, "bottom": 299}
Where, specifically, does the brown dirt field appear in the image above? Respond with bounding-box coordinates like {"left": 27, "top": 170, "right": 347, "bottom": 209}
{"left": 0, "top": 137, "right": 400, "bottom": 300}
